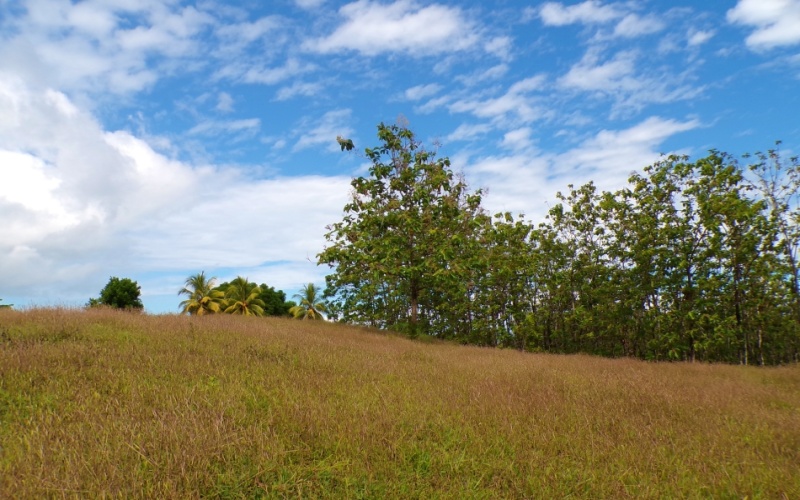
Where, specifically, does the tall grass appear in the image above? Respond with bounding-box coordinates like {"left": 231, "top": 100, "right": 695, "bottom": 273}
{"left": 1, "top": 308, "right": 798, "bottom": 498}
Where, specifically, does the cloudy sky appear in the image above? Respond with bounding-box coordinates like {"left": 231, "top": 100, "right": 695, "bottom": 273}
{"left": 1, "top": 0, "right": 799, "bottom": 313}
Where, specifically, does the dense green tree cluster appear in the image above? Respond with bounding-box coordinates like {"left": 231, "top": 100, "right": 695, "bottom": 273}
{"left": 88, "top": 277, "right": 144, "bottom": 310}
{"left": 320, "top": 125, "right": 800, "bottom": 365}
{"left": 178, "top": 272, "right": 296, "bottom": 317}
{"left": 523, "top": 149, "right": 800, "bottom": 364}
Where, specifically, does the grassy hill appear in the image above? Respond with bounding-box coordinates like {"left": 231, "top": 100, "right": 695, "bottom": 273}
{"left": 1, "top": 308, "right": 798, "bottom": 498}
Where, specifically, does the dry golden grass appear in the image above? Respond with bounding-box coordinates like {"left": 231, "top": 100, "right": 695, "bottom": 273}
{"left": 1, "top": 308, "right": 798, "bottom": 498}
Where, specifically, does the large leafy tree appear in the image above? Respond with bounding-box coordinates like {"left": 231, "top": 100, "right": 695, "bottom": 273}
{"left": 178, "top": 271, "right": 225, "bottom": 315}
{"left": 319, "top": 123, "right": 486, "bottom": 336}
{"left": 89, "top": 277, "right": 143, "bottom": 310}
{"left": 289, "top": 283, "right": 328, "bottom": 320}
{"left": 222, "top": 276, "right": 265, "bottom": 316}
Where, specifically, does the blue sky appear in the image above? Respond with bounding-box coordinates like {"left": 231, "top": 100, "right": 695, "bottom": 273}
{"left": 1, "top": 0, "right": 799, "bottom": 313}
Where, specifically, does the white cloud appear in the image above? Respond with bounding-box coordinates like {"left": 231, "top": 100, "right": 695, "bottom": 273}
{"left": 293, "top": 109, "right": 355, "bottom": 151}
{"left": 216, "top": 92, "right": 234, "bottom": 112}
{"left": 295, "top": 0, "right": 327, "bottom": 9}
{"left": 238, "top": 58, "right": 315, "bottom": 85}
{"left": 687, "top": 29, "right": 715, "bottom": 47}
{"left": 213, "top": 16, "right": 282, "bottom": 56}
{"left": 403, "top": 83, "right": 442, "bottom": 101}
{"left": 446, "top": 123, "right": 492, "bottom": 143}
{"left": 0, "top": 2, "right": 214, "bottom": 94}
{"left": 0, "top": 74, "right": 350, "bottom": 309}
{"left": 613, "top": 14, "right": 665, "bottom": 38}
{"left": 131, "top": 175, "right": 351, "bottom": 270}
{"left": 539, "top": 0, "right": 624, "bottom": 26}
{"left": 559, "top": 49, "right": 703, "bottom": 115}
{"left": 449, "top": 75, "right": 548, "bottom": 124}
{"left": 500, "top": 127, "right": 535, "bottom": 152}
{"left": 455, "top": 64, "right": 510, "bottom": 87}
{"left": 415, "top": 95, "right": 452, "bottom": 114}
{"left": 727, "top": 0, "right": 800, "bottom": 49}
{"left": 304, "top": 0, "right": 479, "bottom": 56}
{"left": 187, "top": 118, "right": 261, "bottom": 136}
{"left": 465, "top": 116, "right": 700, "bottom": 218}
{"left": 485, "top": 36, "right": 513, "bottom": 61}
{"left": 562, "top": 116, "right": 700, "bottom": 177}
{"left": 560, "top": 49, "right": 638, "bottom": 92}
{"left": 276, "top": 81, "right": 324, "bottom": 101}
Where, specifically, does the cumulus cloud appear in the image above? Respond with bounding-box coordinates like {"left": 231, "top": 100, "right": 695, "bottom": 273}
{"left": 560, "top": 50, "right": 638, "bottom": 92}
{"left": 304, "top": 0, "right": 479, "bottom": 56}
{"left": 561, "top": 116, "right": 700, "bottom": 177}
{"left": 0, "top": 1, "right": 214, "bottom": 94}
{"left": 727, "top": 0, "right": 800, "bottom": 49}
{"left": 0, "top": 74, "right": 349, "bottom": 309}
{"left": 465, "top": 116, "right": 700, "bottom": 217}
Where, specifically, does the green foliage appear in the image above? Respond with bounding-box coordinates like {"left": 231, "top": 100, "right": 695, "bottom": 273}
{"left": 322, "top": 128, "right": 800, "bottom": 364}
{"left": 336, "top": 135, "right": 354, "bottom": 152}
{"left": 520, "top": 148, "right": 800, "bottom": 364}
{"left": 0, "top": 299, "right": 12, "bottom": 310}
{"left": 209, "top": 276, "right": 295, "bottom": 316}
{"left": 178, "top": 271, "right": 225, "bottom": 315}
{"left": 258, "top": 284, "right": 293, "bottom": 316}
{"left": 319, "top": 123, "right": 488, "bottom": 337}
{"left": 289, "top": 283, "right": 328, "bottom": 320}
{"left": 221, "top": 276, "right": 266, "bottom": 316}
{"left": 89, "top": 277, "right": 143, "bottom": 310}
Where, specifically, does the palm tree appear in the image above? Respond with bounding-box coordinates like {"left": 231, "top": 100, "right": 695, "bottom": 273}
{"left": 178, "top": 271, "right": 224, "bottom": 315}
{"left": 289, "top": 283, "right": 328, "bottom": 320}
{"left": 223, "top": 276, "right": 265, "bottom": 316}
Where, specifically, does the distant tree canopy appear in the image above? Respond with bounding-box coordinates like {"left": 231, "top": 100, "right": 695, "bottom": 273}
{"left": 178, "top": 271, "right": 225, "bottom": 316}
{"left": 0, "top": 299, "right": 12, "bottom": 309}
{"left": 321, "top": 125, "right": 800, "bottom": 365}
{"left": 179, "top": 273, "right": 295, "bottom": 317}
{"left": 89, "top": 277, "right": 143, "bottom": 310}
{"left": 289, "top": 283, "right": 328, "bottom": 320}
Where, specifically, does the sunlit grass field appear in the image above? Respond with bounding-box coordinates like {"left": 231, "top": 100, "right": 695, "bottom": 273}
{"left": 1, "top": 308, "right": 798, "bottom": 498}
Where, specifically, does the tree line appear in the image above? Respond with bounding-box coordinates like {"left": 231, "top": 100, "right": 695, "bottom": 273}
{"left": 88, "top": 274, "right": 328, "bottom": 320}
{"left": 319, "top": 124, "right": 800, "bottom": 365}
{"left": 179, "top": 273, "right": 327, "bottom": 319}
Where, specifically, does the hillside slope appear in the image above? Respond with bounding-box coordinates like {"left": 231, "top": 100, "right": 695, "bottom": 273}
{"left": 1, "top": 309, "right": 798, "bottom": 498}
